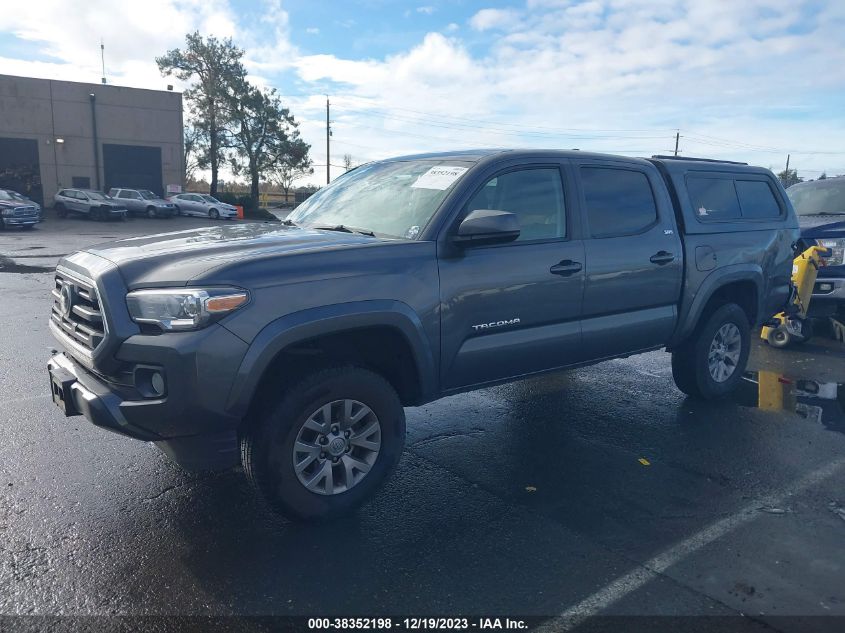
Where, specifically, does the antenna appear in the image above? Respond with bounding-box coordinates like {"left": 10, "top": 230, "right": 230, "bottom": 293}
{"left": 100, "top": 39, "right": 106, "bottom": 84}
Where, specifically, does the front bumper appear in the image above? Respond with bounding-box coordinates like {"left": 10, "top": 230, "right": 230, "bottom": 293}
{"left": 47, "top": 321, "right": 248, "bottom": 470}
{"left": 3, "top": 215, "right": 40, "bottom": 226}
{"left": 808, "top": 276, "right": 845, "bottom": 317}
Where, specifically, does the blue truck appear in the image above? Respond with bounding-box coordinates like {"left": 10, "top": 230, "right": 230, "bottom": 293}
{"left": 787, "top": 177, "right": 845, "bottom": 320}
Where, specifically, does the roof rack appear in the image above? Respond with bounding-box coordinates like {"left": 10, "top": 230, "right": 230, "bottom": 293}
{"left": 651, "top": 155, "right": 748, "bottom": 165}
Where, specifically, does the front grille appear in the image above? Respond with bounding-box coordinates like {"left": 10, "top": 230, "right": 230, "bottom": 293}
{"left": 50, "top": 270, "right": 106, "bottom": 354}
{"left": 14, "top": 206, "right": 37, "bottom": 217}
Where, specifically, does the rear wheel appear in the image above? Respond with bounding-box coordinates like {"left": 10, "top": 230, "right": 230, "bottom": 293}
{"left": 209, "top": 208, "right": 220, "bottom": 220}
{"left": 672, "top": 303, "right": 750, "bottom": 399}
{"left": 240, "top": 366, "right": 405, "bottom": 520}
{"left": 146, "top": 206, "right": 157, "bottom": 219}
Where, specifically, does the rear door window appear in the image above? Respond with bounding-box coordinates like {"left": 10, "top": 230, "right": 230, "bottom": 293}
{"left": 736, "top": 180, "right": 781, "bottom": 218}
{"left": 581, "top": 167, "right": 658, "bottom": 238}
{"left": 687, "top": 177, "right": 741, "bottom": 221}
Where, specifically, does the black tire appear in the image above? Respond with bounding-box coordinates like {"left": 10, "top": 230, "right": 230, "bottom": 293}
{"left": 90, "top": 207, "right": 103, "bottom": 222}
{"left": 241, "top": 366, "right": 405, "bottom": 520}
{"left": 147, "top": 206, "right": 157, "bottom": 219}
{"left": 209, "top": 208, "right": 220, "bottom": 220}
{"left": 55, "top": 204, "right": 67, "bottom": 218}
{"left": 672, "top": 303, "right": 751, "bottom": 399}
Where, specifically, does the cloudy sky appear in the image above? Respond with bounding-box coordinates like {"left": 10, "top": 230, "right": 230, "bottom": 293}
{"left": 2, "top": 0, "right": 844, "bottom": 184}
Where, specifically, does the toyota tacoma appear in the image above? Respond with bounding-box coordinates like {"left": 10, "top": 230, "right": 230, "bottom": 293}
{"left": 47, "top": 150, "right": 799, "bottom": 519}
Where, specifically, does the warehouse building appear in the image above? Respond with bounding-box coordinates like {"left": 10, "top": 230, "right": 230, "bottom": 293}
{"left": 0, "top": 74, "right": 183, "bottom": 205}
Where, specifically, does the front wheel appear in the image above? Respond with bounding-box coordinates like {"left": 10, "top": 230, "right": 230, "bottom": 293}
{"left": 209, "top": 208, "right": 220, "bottom": 220}
{"left": 147, "top": 206, "right": 157, "bottom": 219}
{"left": 55, "top": 203, "right": 67, "bottom": 218}
{"left": 672, "top": 303, "right": 751, "bottom": 399}
{"left": 240, "top": 366, "right": 406, "bottom": 520}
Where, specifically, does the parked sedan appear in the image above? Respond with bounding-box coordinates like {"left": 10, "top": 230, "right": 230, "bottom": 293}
{"left": 108, "top": 188, "right": 176, "bottom": 218}
{"left": 54, "top": 189, "right": 127, "bottom": 221}
{"left": 0, "top": 189, "right": 41, "bottom": 230}
{"left": 168, "top": 193, "right": 238, "bottom": 220}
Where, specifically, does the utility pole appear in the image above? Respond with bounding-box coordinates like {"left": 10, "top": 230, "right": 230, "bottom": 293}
{"left": 326, "top": 97, "right": 331, "bottom": 184}
{"left": 100, "top": 39, "right": 106, "bottom": 84}
{"left": 785, "top": 154, "right": 790, "bottom": 174}
{"left": 674, "top": 130, "right": 680, "bottom": 157}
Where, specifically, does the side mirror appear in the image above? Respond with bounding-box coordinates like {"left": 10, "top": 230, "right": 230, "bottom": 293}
{"left": 453, "top": 209, "right": 520, "bottom": 247}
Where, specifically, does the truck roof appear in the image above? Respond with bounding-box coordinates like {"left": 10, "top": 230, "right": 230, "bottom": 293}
{"left": 384, "top": 149, "right": 769, "bottom": 173}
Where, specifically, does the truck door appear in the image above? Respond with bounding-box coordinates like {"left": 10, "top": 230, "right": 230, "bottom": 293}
{"left": 575, "top": 160, "right": 683, "bottom": 359}
{"left": 438, "top": 164, "right": 585, "bottom": 390}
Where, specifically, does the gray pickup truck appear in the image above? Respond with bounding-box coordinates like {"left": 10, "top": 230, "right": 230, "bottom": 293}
{"left": 47, "top": 150, "right": 798, "bottom": 520}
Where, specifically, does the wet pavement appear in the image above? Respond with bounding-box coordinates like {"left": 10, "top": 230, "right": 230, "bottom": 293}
{"left": 2, "top": 213, "right": 845, "bottom": 628}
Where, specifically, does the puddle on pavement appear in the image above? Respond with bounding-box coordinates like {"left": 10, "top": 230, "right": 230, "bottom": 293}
{"left": 0, "top": 255, "right": 52, "bottom": 274}
{"left": 733, "top": 370, "right": 845, "bottom": 435}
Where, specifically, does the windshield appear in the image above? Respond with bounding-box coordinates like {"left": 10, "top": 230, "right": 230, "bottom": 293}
{"left": 201, "top": 195, "right": 219, "bottom": 203}
{"left": 787, "top": 180, "right": 845, "bottom": 216}
{"left": 288, "top": 160, "right": 472, "bottom": 238}
{"left": 0, "top": 191, "right": 14, "bottom": 201}
{"left": 87, "top": 191, "right": 107, "bottom": 200}
{"left": 139, "top": 190, "right": 157, "bottom": 200}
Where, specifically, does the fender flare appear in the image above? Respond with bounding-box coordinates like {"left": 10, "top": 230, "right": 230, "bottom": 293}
{"left": 669, "top": 264, "right": 763, "bottom": 348}
{"left": 225, "top": 300, "right": 437, "bottom": 415}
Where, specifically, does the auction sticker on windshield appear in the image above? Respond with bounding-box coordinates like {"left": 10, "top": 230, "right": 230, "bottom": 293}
{"left": 411, "top": 166, "right": 468, "bottom": 190}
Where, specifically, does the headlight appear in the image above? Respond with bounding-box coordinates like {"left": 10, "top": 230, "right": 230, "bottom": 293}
{"left": 819, "top": 238, "right": 845, "bottom": 266}
{"left": 126, "top": 287, "right": 249, "bottom": 331}
{"left": 1, "top": 208, "right": 14, "bottom": 217}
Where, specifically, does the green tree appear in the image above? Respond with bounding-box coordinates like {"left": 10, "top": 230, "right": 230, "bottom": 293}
{"left": 818, "top": 172, "right": 827, "bottom": 180}
{"left": 777, "top": 168, "right": 803, "bottom": 188}
{"left": 183, "top": 123, "right": 205, "bottom": 183}
{"left": 157, "top": 32, "right": 246, "bottom": 195}
{"left": 273, "top": 156, "right": 314, "bottom": 201}
{"left": 227, "top": 83, "right": 311, "bottom": 205}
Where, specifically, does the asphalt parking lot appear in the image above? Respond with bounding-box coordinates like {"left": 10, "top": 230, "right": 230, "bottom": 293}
{"left": 2, "top": 212, "right": 845, "bottom": 630}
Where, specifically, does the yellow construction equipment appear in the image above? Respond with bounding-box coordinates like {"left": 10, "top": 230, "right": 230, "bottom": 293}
{"left": 761, "top": 244, "right": 831, "bottom": 348}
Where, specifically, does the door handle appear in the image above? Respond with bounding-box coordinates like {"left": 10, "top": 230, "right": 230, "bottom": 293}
{"left": 649, "top": 251, "right": 675, "bottom": 265}
{"left": 550, "top": 260, "right": 583, "bottom": 276}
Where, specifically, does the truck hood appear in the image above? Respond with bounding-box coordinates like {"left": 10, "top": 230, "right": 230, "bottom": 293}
{"left": 81, "top": 222, "right": 399, "bottom": 286}
{"left": 798, "top": 215, "right": 845, "bottom": 238}
{"left": 0, "top": 199, "right": 36, "bottom": 210}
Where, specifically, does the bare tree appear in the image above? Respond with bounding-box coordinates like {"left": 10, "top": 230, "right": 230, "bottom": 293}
{"left": 343, "top": 153, "right": 354, "bottom": 172}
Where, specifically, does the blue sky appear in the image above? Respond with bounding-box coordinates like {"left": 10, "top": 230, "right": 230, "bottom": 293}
{"left": 2, "top": 0, "right": 845, "bottom": 184}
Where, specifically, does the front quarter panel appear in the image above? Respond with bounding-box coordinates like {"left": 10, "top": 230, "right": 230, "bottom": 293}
{"left": 214, "top": 241, "right": 442, "bottom": 411}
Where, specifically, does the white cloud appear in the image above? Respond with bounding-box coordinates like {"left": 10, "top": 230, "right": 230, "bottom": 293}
{"left": 469, "top": 8, "right": 520, "bottom": 31}
{"left": 306, "top": 27, "right": 320, "bottom": 35}
{"left": 3, "top": 0, "right": 845, "bottom": 183}
{"left": 417, "top": 6, "right": 436, "bottom": 15}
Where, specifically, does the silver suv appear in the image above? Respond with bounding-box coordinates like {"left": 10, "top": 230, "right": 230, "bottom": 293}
{"left": 168, "top": 193, "right": 238, "bottom": 220}
{"left": 54, "top": 189, "right": 127, "bottom": 221}
{"left": 108, "top": 188, "right": 176, "bottom": 219}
